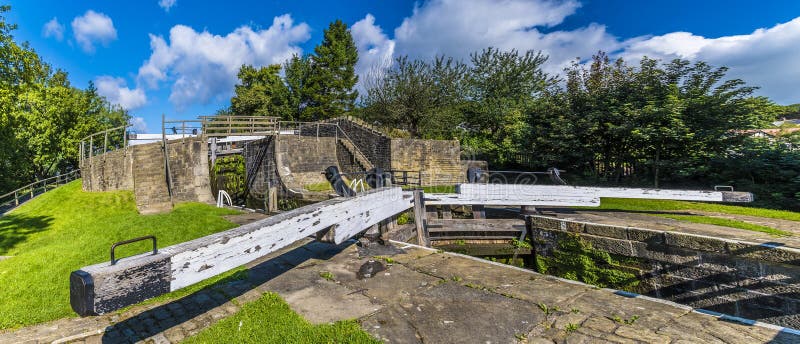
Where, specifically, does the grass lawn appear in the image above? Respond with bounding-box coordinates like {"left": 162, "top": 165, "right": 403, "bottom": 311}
{"left": 420, "top": 185, "right": 456, "bottom": 193}
{"left": 655, "top": 214, "right": 791, "bottom": 237}
{"left": 587, "top": 198, "right": 798, "bottom": 236}
{"left": 303, "top": 181, "right": 334, "bottom": 192}
{"left": 184, "top": 293, "right": 379, "bottom": 344}
{"left": 0, "top": 181, "right": 241, "bottom": 329}
{"left": 592, "top": 198, "right": 800, "bottom": 222}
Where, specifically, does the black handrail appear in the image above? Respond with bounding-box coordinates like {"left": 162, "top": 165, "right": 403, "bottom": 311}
{"left": 110, "top": 235, "right": 158, "bottom": 265}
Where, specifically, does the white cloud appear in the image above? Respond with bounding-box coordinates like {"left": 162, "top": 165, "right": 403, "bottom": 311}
{"left": 42, "top": 17, "right": 64, "bottom": 41}
{"left": 619, "top": 17, "right": 800, "bottom": 104}
{"left": 391, "top": 0, "right": 620, "bottom": 74}
{"left": 95, "top": 76, "right": 147, "bottom": 110}
{"left": 352, "top": 0, "right": 800, "bottom": 104}
{"left": 129, "top": 117, "right": 148, "bottom": 133}
{"left": 136, "top": 14, "right": 310, "bottom": 110}
{"left": 71, "top": 10, "right": 117, "bottom": 53}
{"left": 352, "top": 0, "right": 619, "bottom": 84}
{"left": 351, "top": 14, "right": 395, "bottom": 92}
{"left": 159, "top": 0, "right": 177, "bottom": 12}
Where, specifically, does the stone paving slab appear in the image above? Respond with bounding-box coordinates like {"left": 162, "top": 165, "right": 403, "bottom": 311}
{"left": 2, "top": 238, "right": 799, "bottom": 343}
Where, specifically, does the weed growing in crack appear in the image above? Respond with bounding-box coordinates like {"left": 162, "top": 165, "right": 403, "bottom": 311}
{"left": 319, "top": 271, "right": 335, "bottom": 281}
{"left": 565, "top": 323, "right": 580, "bottom": 333}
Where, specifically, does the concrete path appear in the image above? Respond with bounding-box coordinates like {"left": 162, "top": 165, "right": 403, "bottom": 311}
{"left": 2, "top": 238, "right": 798, "bottom": 343}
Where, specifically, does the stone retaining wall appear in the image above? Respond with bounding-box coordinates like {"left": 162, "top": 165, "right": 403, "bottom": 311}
{"left": 390, "top": 139, "right": 463, "bottom": 186}
{"left": 79, "top": 137, "right": 214, "bottom": 214}
{"left": 166, "top": 138, "right": 214, "bottom": 205}
{"left": 81, "top": 148, "right": 134, "bottom": 192}
{"left": 528, "top": 215, "right": 800, "bottom": 328}
{"left": 274, "top": 135, "right": 339, "bottom": 200}
{"left": 329, "top": 118, "right": 391, "bottom": 170}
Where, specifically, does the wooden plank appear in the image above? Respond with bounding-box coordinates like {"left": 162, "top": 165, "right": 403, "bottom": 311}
{"left": 425, "top": 192, "right": 600, "bottom": 207}
{"left": 425, "top": 184, "right": 753, "bottom": 206}
{"left": 427, "top": 219, "right": 525, "bottom": 232}
{"left": 70, "top": 187, "right": 411, "bottom": 316}
{"left": 412, "top": 189, "right": 429, "bottom": 247}
{"left": 429, "top": 235, "right": 519, "bottom": 240}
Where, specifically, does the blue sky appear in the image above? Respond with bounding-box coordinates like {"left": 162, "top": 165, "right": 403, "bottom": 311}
{"left": 7, "top": 0, "right": 800, "bottom": 133}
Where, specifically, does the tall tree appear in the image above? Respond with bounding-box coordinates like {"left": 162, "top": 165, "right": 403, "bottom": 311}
{"left": 0, "top": 5, "right": 128, "bottom": 190}
{"left": 463, "top": 48, "right": 552, "bottom": 165}
{"left": 304, "top": 20, "right": 359, "bottom": 120}
{"left": 229, "top": 64, "right": 291, "bottom": 119}
{"left": 284, "top": 55, "right": 312, "bottom": 121}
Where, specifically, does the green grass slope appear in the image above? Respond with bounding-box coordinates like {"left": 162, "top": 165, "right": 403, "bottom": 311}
{"left": 0, "top": 181, "right": 240, "bottom": 329}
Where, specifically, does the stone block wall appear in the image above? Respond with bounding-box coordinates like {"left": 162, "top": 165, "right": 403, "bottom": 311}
{"left": 166, "top": 138, "right": 215, "bottom": 205}
{"left": 391, "top": 139, "right": 463, "bottom": 185}
{"left": 79, "top": 137, "right": 214, "bottom": 214}
{"left": 329, "top": 118, "right": 391, "bottom": 170}
{"left": 527, "top": 215, "right": 800, "bottom": 328}
{"left": 274, "top": 135, "right": 339, "bottom": 200}
{"left": 336, "top": 140, "right": 362, "bottom": 173}
{"left": 132, "top": 142, "right": 172, "bottom": 214}
{"left": 80, "top": 148, "right": 134, "bottom": 191}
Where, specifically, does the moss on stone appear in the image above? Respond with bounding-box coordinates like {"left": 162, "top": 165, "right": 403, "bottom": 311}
{"left": 536, "top": 233, "right": 639, "bottom": 290}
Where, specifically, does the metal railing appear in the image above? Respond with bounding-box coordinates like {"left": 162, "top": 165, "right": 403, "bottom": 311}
{"left": 162, "top": 119, "right": 203, "bottom": 138}
{"left": 389, "top": 170, "right": 423, "bottom": 187}
{"left": 0, "top": 170, "right": 81, "bottom": 213}
{"left": 79, "top": 126, "right": 129, "bottom": 163}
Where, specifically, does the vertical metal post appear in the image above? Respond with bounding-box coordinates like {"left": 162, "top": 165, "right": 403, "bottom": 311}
{"left": 104, "top": 131, "right": 108, "bottom": 153}
{"left": 412, "top": 189, "right": 429, "bottom": 247}
{"left": 14, "top": 191, "right": 18, "bottom": 206}
{"left": 89, "top": 136, "right": 93, "bottom": 160}
{"left": 123, "top": 127, "right": 127, "bottom": 148}
{"left": 162, "top": 114, "right": 174, "bottom": 201}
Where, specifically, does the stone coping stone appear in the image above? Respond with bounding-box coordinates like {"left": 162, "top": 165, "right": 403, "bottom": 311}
{"left": 529, "top": 215, "right": 800, "bottom": 266}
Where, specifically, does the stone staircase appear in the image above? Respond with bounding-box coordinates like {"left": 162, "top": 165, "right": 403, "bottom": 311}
{"left": 338, "top": 137, "right": 374, "bottom": 171}
{"left": 132, "top": 143, "right": 173, "bottom": 214}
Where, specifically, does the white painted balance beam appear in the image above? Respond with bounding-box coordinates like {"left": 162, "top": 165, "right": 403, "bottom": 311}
{"left": 70, "top": 187, "right": 412, "bottom": 316}
{"left": 424, "top": 184, "right": 753, "bottom": 206}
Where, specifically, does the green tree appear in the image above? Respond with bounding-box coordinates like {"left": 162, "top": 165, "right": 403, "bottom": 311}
{"left": 304, "top": 20, "right": 359, "bottom": 120}
{"left": 284, "top": 55, "right": 312, "bottom": 121}
{"left": 0, "top": 5, "right": 128, "bottom": 191}
{"left": 463, "top": 48, "right": 552, "bottom": 165}
{"left": 361, "top": 55, "right": 467, "bottom": 138}
{"left": 229, "top": 64, "right": 291, "bottom": 119}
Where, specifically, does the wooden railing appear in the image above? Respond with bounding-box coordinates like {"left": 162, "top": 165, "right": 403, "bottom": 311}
{"left": 0, "top": 170, "right": 81, "bottom": 213}
{"left": 200, "top": 116, "right": 279, "bottom": 137}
